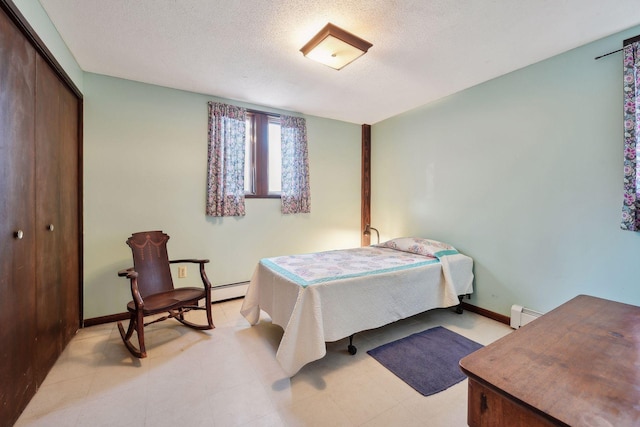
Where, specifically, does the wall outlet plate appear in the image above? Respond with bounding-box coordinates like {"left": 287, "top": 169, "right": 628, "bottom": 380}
{"left": 178, "top": 266, "right": 187, "bottom": 278}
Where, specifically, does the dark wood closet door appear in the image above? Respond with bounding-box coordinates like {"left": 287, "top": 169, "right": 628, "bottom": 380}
{"left": 34, "top": 55, "right": 64, "bottom": 384}
{"left": 0, "top": 8, "right": 37, "bottom": 426}
{"left": 57, "top": 66, "right": 80, "bottom": 343}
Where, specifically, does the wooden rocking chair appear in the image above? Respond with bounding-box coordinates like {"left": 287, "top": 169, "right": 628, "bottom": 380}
{"left": 117, "top": 231, "right": 214, "bottom": 357}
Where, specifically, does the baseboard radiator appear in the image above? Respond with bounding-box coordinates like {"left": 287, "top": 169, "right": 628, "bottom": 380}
{"left": 211, "top": 281, "right": 249, "bottom": 302}
{"left": 510, "top": 304, "right": 543, "bottom": 329}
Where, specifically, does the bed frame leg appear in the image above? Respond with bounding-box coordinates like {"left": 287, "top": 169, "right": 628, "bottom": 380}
{"left": 455, "top": 294, "right": 470, "bottom": 314}
{"left": 347, "top": 335, "right": 357, "bottom": 355}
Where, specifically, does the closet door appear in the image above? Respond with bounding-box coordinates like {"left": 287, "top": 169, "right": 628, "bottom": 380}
{"left": 0, "top": 8, "right": 37, "bottom": 425}
{"left": 35, "top": 55, "right": 64, "bottom": 383}
{"left": 57, "top": 62, "right": 80, "bottom": 343}
{"left": 33, "top": 54, "right": 80, "bottom": 382}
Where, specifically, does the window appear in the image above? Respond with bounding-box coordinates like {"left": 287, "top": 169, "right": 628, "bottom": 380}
{"left": 207, "top": 103, "right": 309, "bottom": 214}
{"left": 244, "top": 111, "right": 281, "bottom": 197}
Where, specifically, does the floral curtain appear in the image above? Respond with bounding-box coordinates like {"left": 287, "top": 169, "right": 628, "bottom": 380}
{"left": 280, "top": 115, "right": 311, "bottom": 214}
{"left": 206, "top": 102, "right": 247, "bottom": 217}
{"left": 622, "top": 41, "right": 640, "bottom": 231}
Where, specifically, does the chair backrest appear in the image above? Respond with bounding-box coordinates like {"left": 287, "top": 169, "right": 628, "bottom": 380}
{"left": 126, "top": 231, "right": 174, "bottom": 298}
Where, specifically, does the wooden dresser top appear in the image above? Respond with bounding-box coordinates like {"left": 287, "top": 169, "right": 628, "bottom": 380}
{"left": 460, "top": 295, "right": 640, "bottom": 426}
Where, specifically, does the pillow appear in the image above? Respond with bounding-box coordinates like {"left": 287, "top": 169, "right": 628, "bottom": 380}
{"left": 376, "top": 237, "right": 457, "bottom": 257}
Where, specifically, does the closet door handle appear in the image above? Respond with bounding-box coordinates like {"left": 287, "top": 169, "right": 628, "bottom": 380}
{"left": 14, "top": 230, "right": 24, "bottom": 239}
{"left": 47, "top": 224, "right": 54, "bottom": 231}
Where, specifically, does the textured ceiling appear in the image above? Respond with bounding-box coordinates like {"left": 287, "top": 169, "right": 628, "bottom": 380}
{"left": 38, "top": 0, "right": 640, "bottom": 124}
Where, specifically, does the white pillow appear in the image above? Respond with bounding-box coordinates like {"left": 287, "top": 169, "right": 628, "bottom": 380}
{"left": 376, "top": 237, "right": 457, "bottom": 257}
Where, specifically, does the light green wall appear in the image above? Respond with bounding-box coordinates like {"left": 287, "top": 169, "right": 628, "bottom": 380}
{"left": 17, "top": 1, "right": 640, "bottom": 319}
{"left": 14, "top": 1, "right": 361, "bottom": 320}
{"left": 14, "top": 0, "right": 83, "bottom": 91}
{"left": 83, "top": 73, "right": 362, "bottom": 318}
{"left": 372, "top": 26, "right": 640, "bottom": 316}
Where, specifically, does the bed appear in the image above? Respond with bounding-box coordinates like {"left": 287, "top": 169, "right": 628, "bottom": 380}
{"left": 240, "top": 237, "right": 474, "bottom": 376}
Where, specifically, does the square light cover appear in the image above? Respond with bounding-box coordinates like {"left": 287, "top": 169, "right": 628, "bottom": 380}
{"left": 305, "top": 35, "right": 366, "bottom": 70}
{"left": 300, "top": 23, "right": 372, "bottom": 70}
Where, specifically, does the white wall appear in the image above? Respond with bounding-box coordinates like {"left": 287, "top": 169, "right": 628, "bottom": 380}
{"left": 83, "top": 73, "right": 362, "bottom": 318}
{"left": 372, "top": 25, "right": 640, "bottom": 316}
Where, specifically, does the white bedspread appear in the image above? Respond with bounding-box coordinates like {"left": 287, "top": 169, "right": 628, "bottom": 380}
{"left": 240, "top": 246, "right": 473, "bottom": 376}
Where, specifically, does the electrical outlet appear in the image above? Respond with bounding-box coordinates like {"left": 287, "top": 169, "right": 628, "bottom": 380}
{"left": 178, "top": 266, "right": 187, "bottom": 278}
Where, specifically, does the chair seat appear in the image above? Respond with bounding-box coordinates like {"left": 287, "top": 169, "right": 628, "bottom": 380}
{"left": 127, "top": 287, "right": 206, "bottom": 314}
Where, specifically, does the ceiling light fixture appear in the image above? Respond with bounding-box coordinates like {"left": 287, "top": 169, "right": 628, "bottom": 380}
{"left": 300, "top": 23, "right": 372, "bottom": 70}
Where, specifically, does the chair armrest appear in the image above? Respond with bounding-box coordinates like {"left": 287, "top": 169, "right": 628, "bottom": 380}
{"left": 117, "top": 267, "right": 143, "bottom": 307}
{"left": 118, "top": 267, "right": 138, "bottom": 278}
{"left": 169, "top": 259, "right": 210, "bottom": 264}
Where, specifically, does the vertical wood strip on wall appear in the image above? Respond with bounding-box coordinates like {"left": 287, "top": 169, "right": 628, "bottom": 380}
{"left": 361, "top": 124, "right": 371, "bottom": 246}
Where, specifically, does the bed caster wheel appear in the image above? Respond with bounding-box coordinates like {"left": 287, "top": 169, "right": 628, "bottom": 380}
{"left": 455, "top": 306, "right": 463, "bottom": 314}
{"left": 348, "top": 345, "right": 357, "bottom": 355}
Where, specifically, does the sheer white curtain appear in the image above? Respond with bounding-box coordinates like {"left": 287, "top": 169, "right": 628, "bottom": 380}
{"left": 206, "top": 102, "right": 247, "bottom": 217}
{"left": 622, "top": 41, "right": 640, "bottom": 231}
{"left": 280, "top": 115, "right": 311, "bottom": 214}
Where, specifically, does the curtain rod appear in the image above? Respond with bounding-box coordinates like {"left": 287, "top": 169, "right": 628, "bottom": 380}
{"left": 595, "top": 34, "right": 640, "bottom": 60}
{"left": 594, "top": 49, "right": 622, "bottom": 60}
{"left": 247, "top": 107, "right": 280, "bottom": 117}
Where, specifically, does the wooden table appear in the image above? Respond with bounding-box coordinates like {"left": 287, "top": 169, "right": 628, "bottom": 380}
{"left": 459, "top": 295, "right": 640, "bottom": 427}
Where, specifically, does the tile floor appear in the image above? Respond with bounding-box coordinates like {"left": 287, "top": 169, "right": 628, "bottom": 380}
{"left": 16, "top": 298, "right": 512, "bottom": 427}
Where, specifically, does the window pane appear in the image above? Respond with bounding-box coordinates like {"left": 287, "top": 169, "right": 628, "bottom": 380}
{"left": 268, "top": 121, "right": 281, "bottom": 193}
{"left": 244, "top": 117, "right": 253, "bottom": 193}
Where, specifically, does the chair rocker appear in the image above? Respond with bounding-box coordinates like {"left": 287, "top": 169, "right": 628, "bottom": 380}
{"left": 117, "top": 230, "right": 214, "bottom": 358}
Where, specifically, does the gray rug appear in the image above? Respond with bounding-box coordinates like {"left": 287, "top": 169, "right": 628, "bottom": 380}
{"left": 367, "top": 326, "right": 483, "bottom": 396}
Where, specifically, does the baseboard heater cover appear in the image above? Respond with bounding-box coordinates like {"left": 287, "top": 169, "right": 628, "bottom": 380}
{"left": 211, "top": 281, "right": 249, "bottom": 302}
{"left": 510, "top": 304, "right": 543, "bottom": 329}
